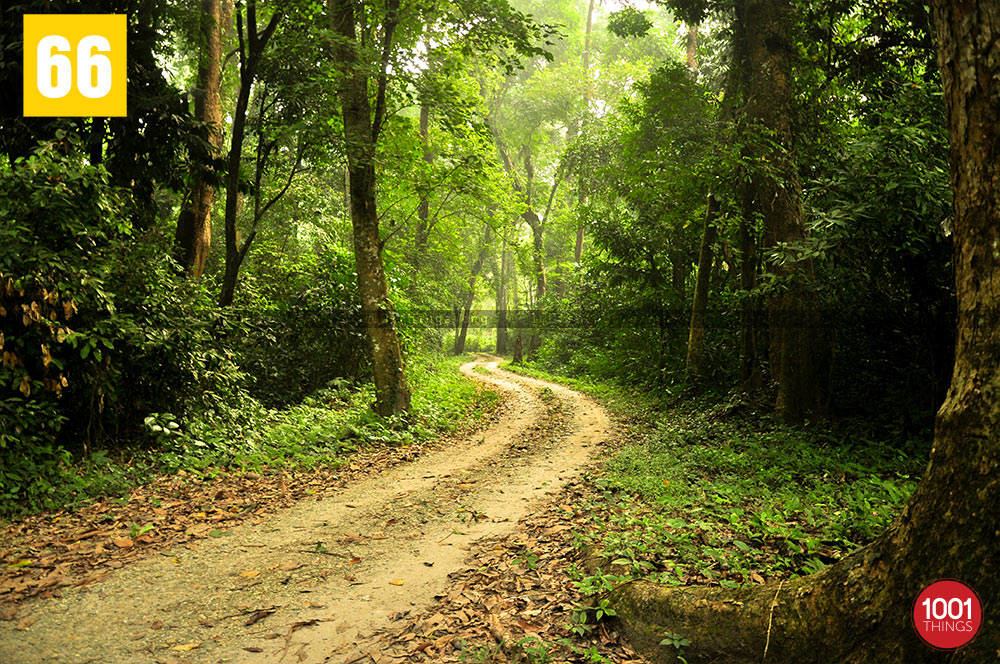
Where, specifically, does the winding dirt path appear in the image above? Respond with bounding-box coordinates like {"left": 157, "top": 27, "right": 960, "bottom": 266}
{"left": 0, "top": 356, "right": 610, "bottom": 664}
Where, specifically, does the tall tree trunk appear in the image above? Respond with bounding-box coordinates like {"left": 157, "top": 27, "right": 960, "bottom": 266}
{"left": 611, "top": 2, "right": 1000, "bottom": 660}
{"left": 455, "top": 225, "right": 490, "bottom": 355}
{"left": 176, "top": 0, "right": 224, "bottom": 280}
{"left": 685, "top": 23, "right": 698, "bottom": 70}
{"left": 415, "top": 102, "right": 432, "bottom": 258}
{"left": 525, "top": 210, "right": 545, "bottom": 357}
{"left": 574, "top": 0, "right": 596, "bottom": 264}
{"left": 728, "top": 4, "right": 760, "bottom": 389}
{"left": 525, "top": 210, "right": 546, "bottom": 303}
{"left": 331, "top": 0, "right": 410, "bottom": 416}
{"left": 496, "top": 243, "right": 509, "bottom": 355}
{"left": 742, "top": 0, "right": 820, "bottom": 422}
{"left": 685, "top": 195, "right": 718, "bottom": 379}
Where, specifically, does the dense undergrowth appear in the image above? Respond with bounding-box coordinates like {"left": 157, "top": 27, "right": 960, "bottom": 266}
{"left": 0, "top": 354, "right": 498, "bottom": 518}
{"left": 503, "top": 361, "right": 928, "bottom": 590}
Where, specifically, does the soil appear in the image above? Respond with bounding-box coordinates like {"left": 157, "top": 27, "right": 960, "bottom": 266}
{"left": 0, "top": 356, "right": 612, "bottom": 664}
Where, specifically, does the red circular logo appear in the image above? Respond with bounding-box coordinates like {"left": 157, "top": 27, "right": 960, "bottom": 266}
{"left": 912, "top": 579, "right": 982, "bottom": 649}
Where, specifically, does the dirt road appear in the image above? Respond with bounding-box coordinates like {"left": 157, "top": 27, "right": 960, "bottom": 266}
{"left": 0, "top": 356, "right": 610, "bottom": 663}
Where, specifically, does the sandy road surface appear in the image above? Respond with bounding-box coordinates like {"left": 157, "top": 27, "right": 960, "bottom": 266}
{"left": 0, "top": 356, "right": 610, "bottom": 664}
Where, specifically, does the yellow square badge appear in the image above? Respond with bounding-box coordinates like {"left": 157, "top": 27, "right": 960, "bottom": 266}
{"left": 23, "top": 14, "right": 127, "bottom": 117}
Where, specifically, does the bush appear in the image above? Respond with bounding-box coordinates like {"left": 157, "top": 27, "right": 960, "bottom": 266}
{"left": 232, "top": 242, "right": 369, "bottom": 407}
{"left": 0, "top": 139, "right": 246, "bottom": 510}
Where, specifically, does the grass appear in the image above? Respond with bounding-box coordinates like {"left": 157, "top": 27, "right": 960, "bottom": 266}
{"left": 1, "top": 353, "right": 500, "bottom": 518}
{"left": 503, "top": 360, "right": 929, "bottom": 587}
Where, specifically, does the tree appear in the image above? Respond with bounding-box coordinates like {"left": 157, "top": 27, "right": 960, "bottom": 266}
{"left": 740, "top": 0, "right": 822, "bottom": 422}
{"left": 175, "top": 0, "right": 227, "bottom": 279}
{"left": 454, "top": 223, "right": 492, "bottom": 355}
{"left": 610, "top": 0, "right": 1000, "bottom": 660}
{"left": 219, "top": 0, "right": 282, "bottom": 306}
{"left": 684, "top": 194, "right": 718, "bottom": 378}
{"left": 328, "top": 0, "right": 412, "bottom": 416}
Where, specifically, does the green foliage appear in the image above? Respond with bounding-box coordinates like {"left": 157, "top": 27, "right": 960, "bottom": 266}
{"left": 233, "top": 241, "right": 367, "bottom": 407}
{"left": 580, "top": 395, "right": 926, "bottom": 585}
{"left": 607, "top": 8, "right": 653, "bottom": 39}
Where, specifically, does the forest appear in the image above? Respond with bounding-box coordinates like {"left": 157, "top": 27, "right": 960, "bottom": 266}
{"left": 0, "top": 0, "right": 997, "bottom": 662}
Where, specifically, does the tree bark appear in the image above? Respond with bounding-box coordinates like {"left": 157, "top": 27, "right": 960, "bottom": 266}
{"left": 496, "top": 243, "right": 509, "bottom": 355}
{"left": 685, "top": 23, "right": 698, "bottom": 70}
{"left": 524, "top": 210, "right": 546, "bottom": 303}
{"left": 685, "top": 195, "right": 718, "bottom": 379}
{"left": 176, "top": 0, "right": 224, "bottom": 280}
{"left": 455, "top": 225, "right": 490, "bottom": 355}
{"left": 574, "top": 0, "right": 596, "bottom": 264}
{"left": 611, "top": 1, "right": 1000, "bottom": 660}
{"left": 330, "top": 0, "right": 410, "bottom": 416}
{"left": 742, "top": 0, "right": 820, "bottom": 422}
{"left": 415, "top": 102, "right": 432, "bottom": 258}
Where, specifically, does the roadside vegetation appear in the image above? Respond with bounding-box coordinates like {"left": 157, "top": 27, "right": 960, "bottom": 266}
{"left": 1, "top": 353, "right": 499, "bottom": 518}
{"left": 504, "top": 360, "right": 925, "bottom": 599}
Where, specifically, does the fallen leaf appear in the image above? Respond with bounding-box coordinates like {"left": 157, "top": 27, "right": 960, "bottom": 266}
{"left": 150, "top": 620, "right": 164, "bottom": 630}
{"left": 113, "top": 537, "right": 134, "bottom": 549}
{"left": 244, "top": 647, "right": 263, "bottom": 653}
{"left": 0, "top": 607, "right": 18, "bottom": 621}
{"left": 240, "top": 569, "right": 260, "bottom": 579}
{"left": 171, "top": 642, "right": 201, "bottom": 651}
{"left": 389, "top": 578, "right": 405, "bottom": 586}
{"left": 279, "top": 562, "right": 303, "bottom": 571}
{"left": 348, "top": 557, "right": 361, "bottom": 565}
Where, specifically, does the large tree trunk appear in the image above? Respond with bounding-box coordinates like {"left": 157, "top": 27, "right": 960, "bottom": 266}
{"left": 176, "top": 0, "right": 224, "bottom": 280}
{"left": 331, "top": 0, "right": 410, "bottom": 416}
{"left": 684, "top": 195, "right": 718, "bottom": 379}
{"left": 611, "top": 2, "right": 1000, "bottom": 660}
{"left": 742, "top": 0, "right": 820, "bottom": 422}
{"left": 454, "top": 225, "right": 490, "bottom": 355}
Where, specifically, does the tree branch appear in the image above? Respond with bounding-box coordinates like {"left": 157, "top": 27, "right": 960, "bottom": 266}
{"left": 372, "top": 0, "right": 401, "bottom": 142}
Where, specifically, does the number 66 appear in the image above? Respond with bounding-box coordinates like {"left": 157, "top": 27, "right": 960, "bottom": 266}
{"left": 37, "top": 34, "right": 113, "bottom": 99}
